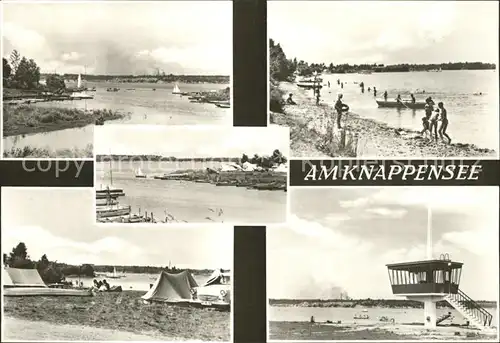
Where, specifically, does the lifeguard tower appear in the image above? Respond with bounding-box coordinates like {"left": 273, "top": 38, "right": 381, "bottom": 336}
{"left": 386, "top": 206, "right": 493, "bottom": 329}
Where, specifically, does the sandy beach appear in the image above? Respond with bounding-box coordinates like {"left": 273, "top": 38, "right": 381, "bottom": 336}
{"left": 269, "top": 321, "right": 497, "bottom": 341}
{"left": 3, "top": 291, "right": 230, "bottom": 341}
{"left": 271, "top": 82, "right": 497, "bottom": 158}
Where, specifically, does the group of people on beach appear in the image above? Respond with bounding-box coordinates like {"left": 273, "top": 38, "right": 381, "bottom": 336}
{"left": 420, "top": 97, "right": 451, "bottom": 143}
{"left": 91, "top": 279, "right": 112, "bottom": 292}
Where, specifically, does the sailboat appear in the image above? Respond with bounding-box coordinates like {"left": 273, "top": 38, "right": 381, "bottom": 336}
{"left": 107, "top": 266, "right": 125, "bottom": 279}
{"left": 70, "top": 73, "right": 93, "bottom": 99}
{"left": 172, "top": 83, "right": 182, "bottom": 95}
{"left": 96, "top": 159, "right": 131, "bottom": 219}
{"left": 135, "top": 167, "right": 146, "bottom": 178}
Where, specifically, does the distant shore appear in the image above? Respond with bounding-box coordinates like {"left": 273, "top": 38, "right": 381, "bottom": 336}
{"left": 269, "top": 321, "right": 496, "bottom": 341}
{"left": 45, "top": 74, "right": 230, "bottom": 85}
{"left": 269, "top": 298, "right": 497, "bottom": 310}
{"left": 4, "top": 291, "right": 230, "bottom": 341}
{"left": 271, "top": 82, "right": 496, "bottom": 158}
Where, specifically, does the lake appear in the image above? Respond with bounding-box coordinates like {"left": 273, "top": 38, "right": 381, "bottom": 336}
{"left": 320, "top": 70, "right": 498, "bottom": 150}
{"left": 66, "top": 272, "right": 211, "bottom": 292}
{"left": 95, "top": 161, "right": 287, "bottom": 224}
{"left": 269, "top": 304, "right": 498, "bottom": 327}
{"left": 3, "top": 82, "right": 230, "bottom": 155}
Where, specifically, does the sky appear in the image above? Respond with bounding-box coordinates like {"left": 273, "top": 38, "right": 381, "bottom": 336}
{"left": 2, "top": 1, "right": 232, "bottom": 75}
{"left": 1, "top": 188, "right": 233, "bottom": 269}
{"left": 269, "top": 1, "right": 499, "bottom": 65}
{"left": 95, "top": 125, "right": 290, "bottom": 158}
{"left": 268, "top": 187, "right": 499, "bottom": 301}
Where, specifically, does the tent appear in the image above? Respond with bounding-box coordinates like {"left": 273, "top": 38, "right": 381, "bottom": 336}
{"left": 202, "top": 269, "right": 231, "bottom": 287}
{"left": 3, "top": 268, "right": 13, "bottom": 287}
{"left": 4, "top": 267, "right": 47, "bottom": 288}
{"left": 142, "top": 270, "right": 198, "bottom": 302}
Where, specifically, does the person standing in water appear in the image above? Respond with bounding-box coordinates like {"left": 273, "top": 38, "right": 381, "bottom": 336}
{"left": 437, "top": 102, "right": 451, "bottom": 143}
{"left": 410, "top": 94, "right": 416, "bottom": 104}
{"left": 341, "top": 82, "right": 344, "bottom": 89}
{"left": 328, "top": 81, "right": 330, "bottom": 88}
{"left": 373, "top": 87, "right": 377, "bottom": 97}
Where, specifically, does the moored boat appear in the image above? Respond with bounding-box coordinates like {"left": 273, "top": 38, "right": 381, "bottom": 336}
{"left": 376, "top": 100, "right": 426, "bottom": 109}
{"left": 96, "top": 204, "right": 132, "bottom": 218}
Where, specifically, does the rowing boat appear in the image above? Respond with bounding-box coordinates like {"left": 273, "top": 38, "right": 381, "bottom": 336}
{"left": 376, "top": 100, "right": 426, "bottom": 109}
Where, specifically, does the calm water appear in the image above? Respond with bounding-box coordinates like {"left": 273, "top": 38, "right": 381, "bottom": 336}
{"left": 66, "top": 272, "right": 211, "bottom": 292}
{"left": 3, "top": 82, "right": 230, "bottom": 155}
{"left": 319, "top": 70, "right": 498, "bottom": 150}
{"left": 95, "top": 161, "right": 287, "bottom": 224}
{"left": 269, "top": 305, "right": 498, "bottom": 326}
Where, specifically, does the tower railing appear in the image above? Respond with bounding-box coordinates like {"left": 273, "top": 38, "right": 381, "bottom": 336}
{"left": 448, "top": 289, "right": 493, "bottom": 327}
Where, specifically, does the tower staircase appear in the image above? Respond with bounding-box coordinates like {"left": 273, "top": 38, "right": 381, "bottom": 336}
{"left": 445, "top": 289, "right": 493, "bottom": 330}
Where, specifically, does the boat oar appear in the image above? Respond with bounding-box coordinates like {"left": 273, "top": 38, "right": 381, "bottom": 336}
{"left": 397, "top": 99, "right": 410, "bottom": 109}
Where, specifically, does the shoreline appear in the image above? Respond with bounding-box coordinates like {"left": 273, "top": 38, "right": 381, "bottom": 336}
{"left": 271, "top": 82, "right": 497, "bottom": 158}
{"left": 3, "top": 290, "right": 230, "bottom": 341}
{"left": 269, "top": 321, "right": 497, "bottom": 341}
{"left": 3, "top": 105, "right": 127, "bottom": 137}
{"left": 153, "top": 169, "right": 287, "bottom": 191}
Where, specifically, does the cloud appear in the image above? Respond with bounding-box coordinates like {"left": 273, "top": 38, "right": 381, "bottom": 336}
{"left": 365, "top": 207, "right": 407, "bottom": 219}
{"left": 2, "top": 226, "right": 144, "bottom": 265}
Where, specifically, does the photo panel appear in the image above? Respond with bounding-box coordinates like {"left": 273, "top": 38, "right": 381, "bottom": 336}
{"left": 2, "top": 0, "right": 232, "bottom": 159}
{"left": 267, "top": 187, "right": 499, "bottom": 341}
{"left": 268, "top": 1, "right": 499, "bottom": 159}
{"left": 1, "top": 187, "right": 233, "bottom": 342}
{"left": 94, "top": 124, "right": 289, "bottom": 225}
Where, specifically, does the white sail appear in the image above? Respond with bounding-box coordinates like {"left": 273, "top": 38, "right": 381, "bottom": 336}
{"left": 173, "top": 83, "right": 181, "bottom": 94}
{"left": 113, "top": 267, "right": 117, "bottom": 277}
{"left": 77, "top": 74, "right": 82, "bottom": 88}
{"left": 136, "top": 168, "right": 143, "bottom": 176}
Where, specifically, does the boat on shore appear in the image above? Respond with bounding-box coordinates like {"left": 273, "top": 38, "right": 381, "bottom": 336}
{"left": 376, "top": 100, "right": 426, "bottom": 109}
{"left": 96, "top": 187, "right": 125, "bottom": 198}
{"left": 96, "top": 204, "right": 132, "bottom": 218}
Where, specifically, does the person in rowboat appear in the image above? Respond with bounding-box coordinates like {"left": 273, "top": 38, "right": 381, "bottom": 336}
{"left": 410, "top": 94, "right": 416, "bottom": 104}
{"left": 383, "top": 91, "right": 388, "bottom": 101}
{"left": 395, "top": 94, "right": 402, "bottom": 103}
{"left": 373, "top": 87, "right": 377, "bottom": 96}
{"left": 437, "top": 102, "right": 451, "bottom": 143}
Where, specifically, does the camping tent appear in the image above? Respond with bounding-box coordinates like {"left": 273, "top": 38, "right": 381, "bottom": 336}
{"left": 4, "top": 267, "right": 47, "bottom": 288}
{"left": 202, "top": 269, "right": 231, "bottom": 287}
{"left": 142, "top": 270, "right": 198, "bottom": 302}
{"left": 3, "top": 268, "right": 14, "bottom": 287}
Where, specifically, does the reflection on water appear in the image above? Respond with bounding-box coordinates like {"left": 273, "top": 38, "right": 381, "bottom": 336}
{"left": 33, "top": 82, "right": 231, "bottom": 125}
{"left": 67, "top": 273, "right": 211, "bottom": 292}
{"left": 321, "top": 70, "right": 498, "bottom": 149}
{"left": 3, "top": 125, "right": 93, "bottom": 153}
{"left": 95, "top": 161, "right": 287, "bottom": 224}
{"left": 269, "top": 305, "right": 498, "bottom": 326}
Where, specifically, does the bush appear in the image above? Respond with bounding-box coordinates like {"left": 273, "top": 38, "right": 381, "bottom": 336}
{"left": 270, "top": 83, "right": 285, "bottom": 113}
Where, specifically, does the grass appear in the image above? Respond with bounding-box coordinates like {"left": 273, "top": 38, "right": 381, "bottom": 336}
{"left": 4, "top": 143, "right": 93, "bottom": 158}
{"left": 3, "top": 105, "right": 125, "bottom": 137}
{"left": 4, "top": 291, "right": 230, "bottom": 341}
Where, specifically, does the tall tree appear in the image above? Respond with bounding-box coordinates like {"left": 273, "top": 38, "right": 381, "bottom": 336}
{"left": 14, "top": 57, "right": 40, "bottom": 89}
{"left": 9, "top": 50, "right": 21, "bottom": 74}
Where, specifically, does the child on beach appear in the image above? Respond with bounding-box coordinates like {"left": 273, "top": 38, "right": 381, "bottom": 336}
{"left": 334, "top": 93, "right": 345, "bottom": 129}
{"left": 429, "top": 108, "right": 439, "bottom": 140}
{"left": 437, "top": 102, "right": 451, "bottom": 143}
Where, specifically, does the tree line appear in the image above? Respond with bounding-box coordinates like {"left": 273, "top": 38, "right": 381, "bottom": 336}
{"left": 96, "top": 149, "right": 287, "bottom": 166}
{"left": 46, "top": 73, "right": 230, "bottom": 84}
{"left": 3, "top": 242, "right": 228, "bottom": 284}
{"left": 270, "top": 38, "right": 496, "bottom": 81}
